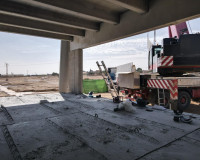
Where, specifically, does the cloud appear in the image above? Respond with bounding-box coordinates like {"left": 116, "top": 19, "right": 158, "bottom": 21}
{"left": 0, "top": 32, "right": 60, "bottom": 74}
{"left": 83, "top": 34, "right": 166, "bottom": 71}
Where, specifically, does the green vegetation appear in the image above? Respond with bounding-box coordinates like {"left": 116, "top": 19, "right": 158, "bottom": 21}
{"left": 136, "top": 68, "right": 143, "bottom": 73}
{"left": 83, "top": 79, "right": 108, "bottom": 93}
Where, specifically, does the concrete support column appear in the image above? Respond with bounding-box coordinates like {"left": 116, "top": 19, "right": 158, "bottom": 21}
{"left": 59, "top": 40, "right": 83, "bottom": 94}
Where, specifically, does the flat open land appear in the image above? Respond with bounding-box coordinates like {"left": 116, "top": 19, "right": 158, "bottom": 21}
{"left": 0, "top": 75, "right": 200, "bottom": 114}
{"left": 0, "top": 75, "right": 102, "bottom": 94}
{"left": 0, "top": 76, "right": 59, "bottom": 93}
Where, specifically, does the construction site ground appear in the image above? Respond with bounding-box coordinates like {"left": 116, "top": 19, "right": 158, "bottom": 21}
{"left": 0, "top": 75, "right": 200, "bottom": 115}
{"left": 0, "top": 76, "right": 200, "bottom": 159}
{"left": 0, "top": 93, "right": 200, "bottom": 160}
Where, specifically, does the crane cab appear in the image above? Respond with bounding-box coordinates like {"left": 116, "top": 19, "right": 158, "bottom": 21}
{"left": 148, "top": 45, "right": 162, "bottom": 73}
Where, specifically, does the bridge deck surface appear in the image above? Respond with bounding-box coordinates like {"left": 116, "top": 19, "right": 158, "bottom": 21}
{"left": 0, "top": 93, "right": 199, "bottom": 160}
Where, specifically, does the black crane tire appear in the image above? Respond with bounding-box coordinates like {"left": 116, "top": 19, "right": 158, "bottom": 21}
{"left": 178, "top": 91, "right": 191, "bottom": 111}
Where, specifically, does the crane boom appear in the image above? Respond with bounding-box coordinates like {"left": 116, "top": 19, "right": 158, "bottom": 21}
{"left": 168, "top": 22, "right": 189, "bottom": 38}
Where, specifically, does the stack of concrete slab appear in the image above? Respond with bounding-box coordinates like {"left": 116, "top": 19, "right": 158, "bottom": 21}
{"left": 117, "top": 62, "right": 140, "bottom": 89}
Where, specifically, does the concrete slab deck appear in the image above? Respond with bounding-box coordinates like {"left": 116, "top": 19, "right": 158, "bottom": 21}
{"left": 0, "top": 93, "right": 200, "bottom": 160}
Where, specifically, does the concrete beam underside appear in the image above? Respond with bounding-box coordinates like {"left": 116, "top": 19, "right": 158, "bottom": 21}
{"left": 59, "top": 41, "right": 83, "bottom": 94}
{"left": 106, "top": 0, "right": 148, "bottom": 13}
{"left": 71, "top": 0, "right": 200, "bottom": 50}
{"left": 0, "top": 0, "right": 99, "bottom": 31}
{"left": 0, "top": 13, "right": 85, "bottom": 37}
{"left": 0, "top": 24, "right": 73, "bottom": 41}
{"left": 19, "top": 0, "right": 119, "bottom": 24}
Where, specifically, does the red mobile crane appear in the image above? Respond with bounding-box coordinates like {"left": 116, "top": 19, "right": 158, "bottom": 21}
{"left": 117, "top": 22, "right": 200, "bottom": 115}
{"left": 149, "top": 22, "right": 200, "bottom": 76}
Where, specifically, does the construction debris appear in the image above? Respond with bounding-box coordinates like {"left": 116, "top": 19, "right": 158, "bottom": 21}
{"left": 88, "top": 91, "right": 94, "bottom": 98}
{"left": 114, "top": 99, "right": 136, "bottom": 113}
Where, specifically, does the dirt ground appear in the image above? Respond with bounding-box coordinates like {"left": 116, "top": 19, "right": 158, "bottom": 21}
{"left": 0, "top": 76, "right": 59, "bottom": 93}
{"left": 0, "top": 75, "right": 200, "bottom": 115}
{"left": 0, "top": 91, "right": 9, "bottom": 97}
{"left": 0, "top": 75, "right": 102, "bottom": 94}
{"left": 83, "top": 75, "right": 102, "bottom": 80}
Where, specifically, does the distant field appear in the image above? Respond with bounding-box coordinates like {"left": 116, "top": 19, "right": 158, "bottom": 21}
{"left": 83, "top": 79, "right": 107, "bottom": 93}
{"left": 0, "top": 75, "right": 104, "bottom": 95}
{"left": 83, "top": 75, "right": 102, "bottom": 80}
{"left": 0, "top": 76, "right": 59, "bottom": 93}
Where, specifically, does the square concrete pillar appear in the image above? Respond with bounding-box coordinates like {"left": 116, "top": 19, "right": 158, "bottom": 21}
{"left": 59, "top": 40, "right": 83, "bottom": 94}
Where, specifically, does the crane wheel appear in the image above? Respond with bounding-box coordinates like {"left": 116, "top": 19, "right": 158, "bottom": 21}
{"left": 178, "top": 91, "right": 191, "bottom": 111}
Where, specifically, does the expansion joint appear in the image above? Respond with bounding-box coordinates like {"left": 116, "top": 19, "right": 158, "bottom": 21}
{"left": 1, "top": 125, "right": 22, "bottom": 160}
{"left": 1, "top": 105, "right": 14, "bottom": 122}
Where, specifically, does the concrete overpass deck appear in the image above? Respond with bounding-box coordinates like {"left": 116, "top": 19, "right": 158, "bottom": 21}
{"left": 0, "top": 93, "right": 200, "bottom": 160}
{"left": 0, "top": 0, "right": 199, "bottom": 49}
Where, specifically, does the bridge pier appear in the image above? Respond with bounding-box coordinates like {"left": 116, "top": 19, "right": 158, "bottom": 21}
{"left": 59, "top": 41, "right": 83, "bottom": 94}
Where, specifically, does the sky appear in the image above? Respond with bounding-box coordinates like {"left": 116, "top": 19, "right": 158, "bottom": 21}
{"left": 0, "top": 18, "right": 199, "bottom": 75}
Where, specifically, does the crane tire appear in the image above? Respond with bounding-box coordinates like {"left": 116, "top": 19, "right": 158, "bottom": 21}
{"left": 178, "top": 91, "right": 191, "bottom": 111}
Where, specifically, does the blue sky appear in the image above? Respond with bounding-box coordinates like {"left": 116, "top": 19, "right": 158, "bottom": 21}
{"left": 0, "top": 18, "right": 199, "bottom": 75}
